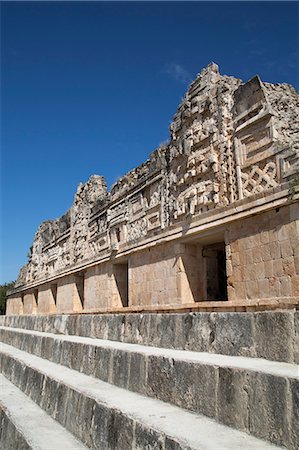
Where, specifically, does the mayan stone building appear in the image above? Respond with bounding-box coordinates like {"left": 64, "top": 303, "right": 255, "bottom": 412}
{"left": 6, "top": 63, "right": 299, "bottom": 315}
{"left": 1, "top": 64, "right": 299, "bottom": 450}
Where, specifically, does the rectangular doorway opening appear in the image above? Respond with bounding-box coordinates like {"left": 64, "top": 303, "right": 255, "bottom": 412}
{"left": 203, "top": 242, "right": 227, "bottom": 301}
{"left": 114, "top": 263, "right": 129, "bottom": 307}
{"left": 50, "top": 283, "right": 58, "bottom": 305}
{"left": 33, "top": 289, "right": 38, "bottom": 305}
{"left": 75, "top": 273, "right": 85, "bottom": 309}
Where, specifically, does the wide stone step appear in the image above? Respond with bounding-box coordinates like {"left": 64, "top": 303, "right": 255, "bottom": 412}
{"left": 0, "top": 310, "right": 297, "bottom": 364}
{"left": 0, "top": 343, "right": 285, "bottom": 450}
{"left": 0, "top": 374, "right": 88, "bottom": 450}
{"left": 1, "top": 328, "right": 298, "bottom": 449}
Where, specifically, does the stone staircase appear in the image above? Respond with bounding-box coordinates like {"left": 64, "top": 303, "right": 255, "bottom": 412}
{"left": 0, "top": 310, "right": 298, "bottom": 450}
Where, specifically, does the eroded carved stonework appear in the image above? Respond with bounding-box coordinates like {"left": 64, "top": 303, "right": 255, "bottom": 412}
{"left": 15, "top": 63, "right": 299, "bottom": 287}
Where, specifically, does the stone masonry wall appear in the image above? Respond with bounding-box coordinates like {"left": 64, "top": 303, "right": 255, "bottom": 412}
{"left": 226, "top": 203, "right": 299, "bottom": 301}
{"left": 7, "top": 63, "right": 299, "bottom": 313}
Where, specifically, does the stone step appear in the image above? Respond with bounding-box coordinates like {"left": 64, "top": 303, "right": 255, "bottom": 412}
{"left": 0, "top": 310, "right": 298, "bottom": 363}
{"left": 0, "top": 374, "right": 88, "bottom": 450}
{"left": 0, "top": 342, "right": 285, "bottom": 450}
{"left": 1, "top": 328, "right": 298, "bottom": 449}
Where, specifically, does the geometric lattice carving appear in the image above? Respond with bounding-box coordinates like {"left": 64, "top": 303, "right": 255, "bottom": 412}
{"left": 241, "top": 161, "right": 278, "bottom": 197}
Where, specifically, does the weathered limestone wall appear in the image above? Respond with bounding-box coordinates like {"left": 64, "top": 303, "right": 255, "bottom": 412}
{"left": 6, "top": 296, "right": 23, "bottom": 316}
{"left": 226, "top": 203, "right": 299, "bottom": 301}
{"left": 36, "top": 284, "right": 57, "bottom": 314}
{"left": 56, "top": 274, "right": 83, "bottom": 314}
{"left": 23, "top": 292, "right": 37, "bottom": 315}
{"left": 129, "top": 242, "right": 179, "bottom": 306}
{"left": 84, "top": 262, "right": 127, "bottom": 311}
{"left": 1, "top": 310, "right": 298, "bottom": 364}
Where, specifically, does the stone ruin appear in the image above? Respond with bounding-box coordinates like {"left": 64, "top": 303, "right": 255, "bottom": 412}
{"left": 1, "top": 63, "right": 299, "bottom": 450}
{"left": 6, "top": 63, "right": 299, "bottom": 314}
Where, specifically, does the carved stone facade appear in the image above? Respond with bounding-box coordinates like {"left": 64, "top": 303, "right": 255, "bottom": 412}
{"left": 7, "top": 64, "right": 299, "bottom": 315}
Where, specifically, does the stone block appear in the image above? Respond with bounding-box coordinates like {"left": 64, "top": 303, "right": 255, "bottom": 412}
{"left": 77, "top": 315, "right": 93, "bottom": 337}
{"left": 273, "top": 259, "right": 284, "bottom": 277}
{"left": 138, "top": 314, "right": 154, "bottom": 346}
{"left": 257, "top": 278, "right": 270, "bottom": 298}
{"left": 261, "top": 244, "right": 272, "bottom": 262}
{"left": 160, "top": 315, "right": 177, "bottom": 349}
{"left": 213, "top": 313, "right": 255, "bottom": 357}
{"left": 264, "top": 260, "right": 273, "bottom": 278}
{"left": 128, "top": 351, "right": 148, "bottom": 395}
{"left": 67, "top": 315, "right": 80, "bottom": 336}
{"left": 254, "top": 312, "right": 294, "bottom": 362}
{"left": 172, "top": 360, "right": 217, "bottom": 418}
{"left": 146, "top": 355, "right": 175, "bottom": 405}
{"left": 111, "top": 349, "right": 130, "bottom": 388}
{"left": 64, "top": 389, "right": 84, "bottom": 438}
{"left": 92, "top": 315, "right": 109, "bottom": 340}
{"left": 92, "top": 403, "right": 110, "bottom": 449}
{"left": 59, "top": 340, "right": 74, "bottom": 370}
{"left": 41, "top": 335, "right": 54, "bottom": 361}
{"left": 93, "top": 347, "right": 112, "bottom": 382}
{"left": 107, "top": 315, "right": 125, "bottom": 342}
{"left": 172, "top": 313, "right": 193, "bottom": 350}
{"left": 279, "top": 276, "right": 292, "bottom": 296}
{"left": 245, "top": 280, "right": 258, "bottom": 299}
{"left": 280, "top": 240, "right": 294, "bottom": 258}
{"left": 53, "top": 315, "right": 69, "bottom": 335}
{"left": 53, "top": 381, "right": 70, "bottom": 427}
{"left": 24, "top": 366, "right": 44, "bottom": 406}
{"left": 234, "top": 282, "right": 246, "bottom": 299}
{"left": 252, "top": 247, "right": 263, "bottom": 263}
{"left": 134, "top": 423, "right": 164, "bottom": 450}
{"left": 255, "top": 261, "right": 265, "bottom": 280}
{"left": 248, "top": 372, "right": 288, "bottom": 447}
{"left": 73, "top": 394, "right": 95, "bottom": 449}
{"left": 269, "top": 241, "right": 281, "bottom": 260}
{"left": 71, "top": 341, "right": 85, "bottom": 372}
{"left": 291, "top": 274, "right": 299, "bottom": 297}
{"left": 231, "top": 251, "right": 240, "bottom": 267}
{"left": 185, "top": 313, "right": 213, "bottom": 352}
{"left": 289, "top": 378, "right": 299, "bottom": 450}
{"left": 268, "top": 277, "right": 281, "bottom": 297}
{"left": 80, "top": 343, "right": 96, "bottom": 376}
{"left": 147, "top": 314, "right": 163, "bottom": 348}
{"left": 216, "top": 367, "right": 249, "bottom": 432}
{"left": 107, "top": 409, "right": 134, "bottom": 450}
{"left": 260, "top": 231, "right": 270, "bottom": 244}
{"left": 40, "top": 376, "right": 58, "bottom": 416}
{"left": 165, "top": 438, "right": 193, "bottom": 450}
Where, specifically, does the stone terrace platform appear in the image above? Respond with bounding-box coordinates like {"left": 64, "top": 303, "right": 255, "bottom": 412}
{"left": 0, "top": 309, "right": 298, "bottom": 449}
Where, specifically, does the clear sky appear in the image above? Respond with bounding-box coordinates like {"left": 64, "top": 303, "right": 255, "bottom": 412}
{"left": 1, "top": 1, "right": 298, "bottom": 284}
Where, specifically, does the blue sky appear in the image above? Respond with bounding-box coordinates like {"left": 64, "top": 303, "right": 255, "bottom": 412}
{"left": 1, "top": 1, "right": 298, "bottom": 283}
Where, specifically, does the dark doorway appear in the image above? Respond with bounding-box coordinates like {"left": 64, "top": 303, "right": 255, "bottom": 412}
{"left": 75, "top": 273, "right": 85, "bottom": 308}
{"left": 33, "top": 289, "right": 38, "bottom": 305}
{"left": 203, "top": 243, "right": 227, "bottom": 301}
{"left": 50, "top": 283, "right": 58, "bottom": 305}
{"left": 114, "top": 263, "right": 129, "bottom": 307}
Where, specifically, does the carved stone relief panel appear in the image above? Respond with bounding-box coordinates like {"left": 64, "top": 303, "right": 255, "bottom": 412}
{"left": 110, "top": 223, "right": 127, "bottom": 247}
{"left": 107, "top": 202, "right": 127, "bottom": 227}
{"left": 89, "top": 214, "right": 107, "bottom": 240}
{"left": 235, "top": 114, "right": 277, "bottom": 167}
{"left": 147, "top": 211, "right": 160, "bottom": 231}
{"left": 89, "top": 235, "right": 108, "bottom": 256}
{"left": 241, "top": 159, "right": 278, "bottom": 197}
{"left": 128, "top": 193, "right": 144, "bottom": 220}
{"left": 127, "top": 218, "right": 147, "bottom": 242}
